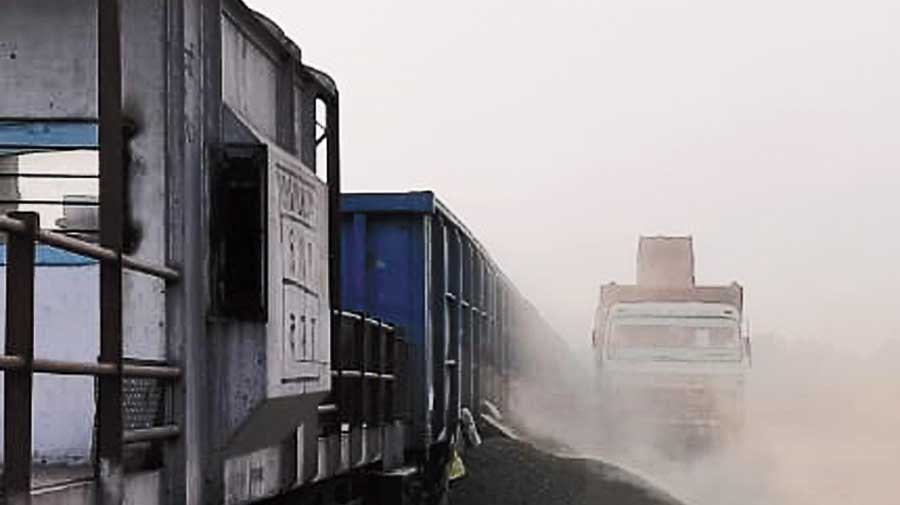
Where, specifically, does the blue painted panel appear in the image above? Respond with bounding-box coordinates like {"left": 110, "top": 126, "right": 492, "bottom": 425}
{"left": 0, "top": 244, "right": 96, "bottom": 266}
{"left": 369, "top": 219, "right": 415, "bottom": 320}
{"left": 341, "top": 213, "right": 423, "bottom": 338}
{"left": 341, "top": 194, "right": 432, "bottom": 447}
{"left": 343, "top": 214, "right": 368, "bottom": 310}
{"left": 0, "top": 121, "right": 98, "bottom": 153}
{"left": 340, "top": 191, "right": 434, "bottom": 215}
{"left": 339, "top": 191, "right": 532, "bottom": 448}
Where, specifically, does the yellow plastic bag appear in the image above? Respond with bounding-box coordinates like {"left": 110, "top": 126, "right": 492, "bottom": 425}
{"left": 448, "top": 447, "right": 466, "bottom": 481}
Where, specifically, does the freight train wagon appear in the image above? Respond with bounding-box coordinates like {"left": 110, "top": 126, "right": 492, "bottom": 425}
{"left": 340, "top": 192, "right": 572, "bottom": 460}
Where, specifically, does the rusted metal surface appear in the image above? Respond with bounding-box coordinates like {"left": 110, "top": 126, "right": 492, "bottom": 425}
{"left": 96, "top": 1, "right": 124, "bottom": 502}
{"left": 3, "top": 211, "right": 38, "bottom": 505}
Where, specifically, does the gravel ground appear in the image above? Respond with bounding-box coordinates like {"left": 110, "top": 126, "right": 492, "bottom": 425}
{"left": 449, "top": 435, "right": 686, "bottom": 505}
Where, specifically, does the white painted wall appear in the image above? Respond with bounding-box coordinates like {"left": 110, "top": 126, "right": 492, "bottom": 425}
{"left": 0, "top": 0, "right": 97, "bottom": 119}
{"left": 0, "top": 252, "right": 98, "bottom": 464}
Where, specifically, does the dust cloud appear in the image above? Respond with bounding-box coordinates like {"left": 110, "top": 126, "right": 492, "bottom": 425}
{"left": 508, "top": 333, "right": 900, "bottom": 505}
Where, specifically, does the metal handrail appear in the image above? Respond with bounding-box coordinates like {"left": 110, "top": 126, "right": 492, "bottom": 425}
{"left": 329, "top": 369, "right": 395, "bottom": 381}
{"left": 0, "top": 173, "right": 98, "bottom": 179}
{"left": 0, "top": 199, "right": 99, "bottom": 206}
{"left": 317, "top": 403, "right": 338, "bottom": 415}
{"left": 123, "top": 425, "right": 180, "bottom": 444}
{"left": 0, "top": 356, "right": 181, "bottom": 379}
{"left": 0, "top": 208, "right": 182, "bottom": 497}
{"left": 0, "top": 214, "right": 179, "bottom": 281}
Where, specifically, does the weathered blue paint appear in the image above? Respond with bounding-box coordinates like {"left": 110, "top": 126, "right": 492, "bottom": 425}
{"left": 0, "top": 244, "right": 96, "bottom": 266}
{"left": 341, "top": 211, "right": 425, "bottom": 343}
{"left": 341, "top": 192, "right": 434, "bottom": 449}
{"left": 0, "top": 121, "right": 98, "bottom": 154}
{"left": 346, "top": 213, "right": 368, "bottom": 310}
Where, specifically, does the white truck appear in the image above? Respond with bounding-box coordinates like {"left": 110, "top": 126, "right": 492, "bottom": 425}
{"left": 592, "top": 237, "right": 750, "bottom": 456}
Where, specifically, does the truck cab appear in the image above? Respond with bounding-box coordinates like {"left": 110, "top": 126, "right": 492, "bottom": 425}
{"left": 603, "top": 302, "right": 746, "bottom": 364}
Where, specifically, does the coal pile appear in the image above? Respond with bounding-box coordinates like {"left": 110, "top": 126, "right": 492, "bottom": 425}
{"left": 450, "top": 436, "right": 685, "bottom": 505}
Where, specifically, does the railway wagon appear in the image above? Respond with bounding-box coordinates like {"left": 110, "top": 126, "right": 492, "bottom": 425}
{"left": 340, "top": 192, "right": 571, "bottom": 458}
{"left": 0, "top": 1, "right": 419, "bottom": 504}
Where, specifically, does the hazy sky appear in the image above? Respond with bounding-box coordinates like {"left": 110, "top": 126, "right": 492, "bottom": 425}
{"left": 249, "top": 0, "right": 900, "bottom": 351}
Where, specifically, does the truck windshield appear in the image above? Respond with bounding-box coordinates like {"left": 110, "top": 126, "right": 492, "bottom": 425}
{"left": 608, "top": 317, "right": 741, "bottom": 361}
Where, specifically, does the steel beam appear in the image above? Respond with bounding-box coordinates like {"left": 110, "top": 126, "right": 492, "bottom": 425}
{"left": 3, "top": 211, "right": 38, "bottom": 505}
{"left": 326, "top": 96, "right": 341, "bottom": 315}
{"left": 97, "top": 1, "right": 124, "bottom": 503}
{"left": 162, "top": 0, "right": 189, "bottom": 502}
